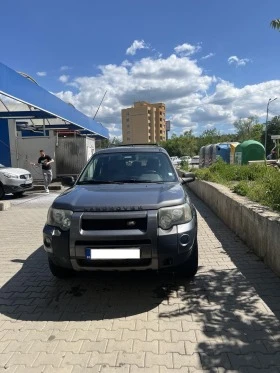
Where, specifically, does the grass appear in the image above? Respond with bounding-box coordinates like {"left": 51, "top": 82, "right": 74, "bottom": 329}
{"left": 183, "top": 160, "right": 280, "bottom": 212}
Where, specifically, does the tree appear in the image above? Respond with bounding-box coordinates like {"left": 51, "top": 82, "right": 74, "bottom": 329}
{"left": 233, "top": 116, "right": 261, "bottom": 142}
{"left": 160, "top": 131, "right": 198, "bottom": 157}
{"left": 260, "top": 116, "right": 280, "bottom": 155}
{"left": 271, "top": 19, "right": 280, "bottom": 30}
{"left": 96, "top": 136, "right": 122, "bottom": 149}
{"left": 197, "top": 128, "right": 221, "bottom": 148}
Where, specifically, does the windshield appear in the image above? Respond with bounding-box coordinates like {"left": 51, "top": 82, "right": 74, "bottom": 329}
{"left": 77, "top": 151, "right": 178, "bottom": 184}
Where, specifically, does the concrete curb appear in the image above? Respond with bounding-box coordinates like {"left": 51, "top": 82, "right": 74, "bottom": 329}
{"left": 186, "top": 177, "right": 280, "bottom": 276}
{"left": 32, "top": 185, "right": 62, "bottom": 191}
{"left": 0, "top": 201, "right": 11, "bottom": 211}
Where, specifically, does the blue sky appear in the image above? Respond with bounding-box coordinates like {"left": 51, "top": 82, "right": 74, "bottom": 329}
{"left": 1, "top": 0, "right": 280, "bottom": 137}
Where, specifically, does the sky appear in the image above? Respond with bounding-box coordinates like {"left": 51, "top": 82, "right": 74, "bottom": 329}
{"left": 0, "top": 0, "right": 280, "bottom": 138}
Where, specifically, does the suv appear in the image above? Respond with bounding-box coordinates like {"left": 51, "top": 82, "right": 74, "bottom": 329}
{"left": 43, "top": 145, "right": 198, "bottom": 278}
{"left": 0, "top": 163, "right": 33, "bottom": 199}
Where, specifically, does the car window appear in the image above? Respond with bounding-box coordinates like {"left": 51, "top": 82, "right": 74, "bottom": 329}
{"left": 77, "top": 152, "right": 178, "bottom": 183}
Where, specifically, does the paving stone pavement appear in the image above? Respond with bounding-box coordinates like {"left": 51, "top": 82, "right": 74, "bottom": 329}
{"left": 0, "top": 189, "right": 280, "bottom": 372}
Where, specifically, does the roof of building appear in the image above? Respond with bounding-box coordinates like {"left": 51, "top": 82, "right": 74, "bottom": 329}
{"left": 0, "top": 62, "right": 109, "bottom": 139}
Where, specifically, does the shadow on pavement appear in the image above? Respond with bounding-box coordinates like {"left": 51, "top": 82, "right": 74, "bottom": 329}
{"left": 189, "top": 188, "right": 280, "bottom": 319}
{"left": 1, "top": 190, "right": 280, "bottom": 370}
{"left": 163, "top": 189, "right": 280, "bottom": 371}
{"left": 0, "top": 246, "right": 190, "bottom": 322}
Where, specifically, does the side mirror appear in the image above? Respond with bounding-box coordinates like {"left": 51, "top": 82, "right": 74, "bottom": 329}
{"left": 61, "top": 176, "right": 75, "bottom": 187}
{"left": 181, "top": 172, "right": 195, "bottom": 184}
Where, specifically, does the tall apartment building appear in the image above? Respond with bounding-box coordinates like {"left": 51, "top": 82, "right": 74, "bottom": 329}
{"left": 121, "top": 101, "right": 166, "bottom": 144}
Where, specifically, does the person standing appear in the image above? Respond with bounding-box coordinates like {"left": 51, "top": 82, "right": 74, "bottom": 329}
{"left": 33, "top": 150, "right": 54, "bottom": 193}
{"left": 267, "top": 148, "right": 277, "bottom": 160}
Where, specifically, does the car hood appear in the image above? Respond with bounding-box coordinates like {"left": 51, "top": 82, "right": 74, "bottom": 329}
{"left": 0, "top": 167, "right": 31, "bottom": 175}
{"left": 52, "top": 182, "right": 187, "bottom": 211}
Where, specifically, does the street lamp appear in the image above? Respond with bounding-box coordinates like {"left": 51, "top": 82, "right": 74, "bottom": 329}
{"left": 265, "top": 97, "right": 277, "bottom": 156}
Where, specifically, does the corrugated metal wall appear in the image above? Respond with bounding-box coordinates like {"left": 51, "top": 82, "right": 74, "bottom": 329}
{"left": 56, "top": 137, "right": 96, "bottom": 176}
{"left": 56, "top": 137, "right": 86, "bottom": 176}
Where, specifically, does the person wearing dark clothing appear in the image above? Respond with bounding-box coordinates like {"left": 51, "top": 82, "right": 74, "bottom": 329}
{"left": 32, "top": 150, "right": 54, "bottom": 193}
{"left": 267, "top": 149, "right": 277, "bottom": 160}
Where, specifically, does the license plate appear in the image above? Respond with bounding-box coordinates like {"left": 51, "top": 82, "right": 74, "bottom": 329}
{"left": 85, "top": 248, "right": 140, "bottom": 260}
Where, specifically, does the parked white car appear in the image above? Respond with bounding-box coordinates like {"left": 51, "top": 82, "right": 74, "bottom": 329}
{"left": 170, "top": 156, "right": 181, "bottom": 166}
{"left": 0, "top": 164, "right": 33, "bottom": 199}
{"left": 189, "top": 155, "right": 200, "bottom": 168}
{"left": 180, "top": 156, "right": 191, "bottom": 162}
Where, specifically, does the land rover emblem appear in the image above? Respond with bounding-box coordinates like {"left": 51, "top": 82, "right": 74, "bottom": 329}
{"left": 127, "top": 220, "right": 136, "bottom": 227}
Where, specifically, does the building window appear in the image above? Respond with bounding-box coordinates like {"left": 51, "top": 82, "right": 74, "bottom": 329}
{"left": 126, "top": 118, "right": 129, "bottom": 122}
{"left": 160, "top": 130, "right": 162, "bottom": 134}
{"left": 149, "top": 136, "right": 151, "bottom": 140}
{"left": 126, "top": 112, "right": 129, "bottom": 116}
{"left": 127, "top": 137, "right": 130, "bottom": 141}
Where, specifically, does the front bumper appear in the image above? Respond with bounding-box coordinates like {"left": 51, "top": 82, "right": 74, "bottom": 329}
{"left": 43, "top": 209, "right": 197, "bottom": 272}
{"left": 3, "top": 177, "right": 33, "bottom": 194}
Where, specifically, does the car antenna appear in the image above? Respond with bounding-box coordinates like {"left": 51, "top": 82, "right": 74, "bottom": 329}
{"left": 93, "top": 90, "right": 107, "bottom": 120}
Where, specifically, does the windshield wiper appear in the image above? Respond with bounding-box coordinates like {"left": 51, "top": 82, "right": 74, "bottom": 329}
{"left": 116, "top": 179, "right": 164, "bottom": 184}
{"left": 113, "top": 179, "right": 140, "bottom": 183}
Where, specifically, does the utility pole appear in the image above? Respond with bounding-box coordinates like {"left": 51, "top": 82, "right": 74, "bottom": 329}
{"left": 265, "top": 97, "right": 277, "bottom": 156}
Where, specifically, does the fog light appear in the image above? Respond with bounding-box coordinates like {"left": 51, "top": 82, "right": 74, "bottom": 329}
{"left": 179, "top": 234, "right": 189, "bottom": 246}
{"left": 44, "top": 237, "right": 52, "bottom": 248}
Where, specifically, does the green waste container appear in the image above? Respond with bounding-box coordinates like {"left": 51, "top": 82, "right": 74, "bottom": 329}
{"left": 234, "top": 140, "right": 265, "bottom": 165}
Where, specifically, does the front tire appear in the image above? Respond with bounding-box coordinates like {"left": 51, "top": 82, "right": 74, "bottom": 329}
{"left": 176, "top": 238, "right": 198, "bottom": 278}
{"left": 48, "top": 257, "right": 74, "bottom": 279}
{"left": 0, "top": 185, "right": 4, "bottom": 200}
{"left": 13, "top": 191, "right": 24, "bottom": 198}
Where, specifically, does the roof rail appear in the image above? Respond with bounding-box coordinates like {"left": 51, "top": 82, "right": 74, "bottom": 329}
{"left": 116, "top": 143, "right": 160, "bottom": 147}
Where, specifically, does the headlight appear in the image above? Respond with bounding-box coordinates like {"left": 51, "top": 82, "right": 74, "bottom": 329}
{"left": 158, "top": 203, "right": 193, "bottom": 230}
{"left": 3, "top": 173, "right": 19, "bottom": 179}
{"left": 47, "top": 208, "right": 73, "bottom": 231}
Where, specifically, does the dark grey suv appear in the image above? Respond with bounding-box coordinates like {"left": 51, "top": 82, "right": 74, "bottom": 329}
{"left": 43, "top": 145, "right": 198, "bottom": 278}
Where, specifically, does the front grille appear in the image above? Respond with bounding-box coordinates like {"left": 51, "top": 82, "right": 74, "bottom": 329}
{"left": 20, "top": 183, "right": 33, "bottom": 188}
{"left": 76, "top": 239, "right": 151, "bottom": 246}
{"left": 81, "top": 218, "right": 147, "bottom": 231}
{"left": 77, "top": 258, "right": 151, "bottom": 268}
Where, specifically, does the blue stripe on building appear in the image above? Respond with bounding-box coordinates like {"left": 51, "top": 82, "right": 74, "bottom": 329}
{"left": 0, "top": 119, "right": 11, "bottom": 166}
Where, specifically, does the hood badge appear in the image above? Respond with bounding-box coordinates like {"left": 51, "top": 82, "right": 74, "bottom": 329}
{"left": 83, "top": 206, "right": 143, "bottom": 212}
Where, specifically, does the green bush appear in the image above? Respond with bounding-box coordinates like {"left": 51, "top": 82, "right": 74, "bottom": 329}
{"left": 233, "top": 181, "right": 250, "bottom": 196}
{"left": 193, "top": 161, "right": 280, "bottom": 212}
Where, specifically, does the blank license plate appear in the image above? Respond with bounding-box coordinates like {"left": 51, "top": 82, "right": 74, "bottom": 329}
{"left": 85, "top": 248, "right": 140, "bottom": 260}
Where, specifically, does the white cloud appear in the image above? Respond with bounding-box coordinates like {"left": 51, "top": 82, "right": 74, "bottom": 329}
{"left": 54, "top": 47, "right": 280, "bottom": 138}
{"left": 60, "top": 65, "right": 71, "bottom": 71}
{"left": 36, "top": 71, "right": 47, "bottom": 77}
{"left": 228, "top": 55, "right": 251, "bottom": 67}
{"left": 174, "top": 43, "right": 201, "bottom": 56}
{"left": 121, "top": 60, "right": 132, "bottom": 67}
{"left": 59, "top": 75, "right": 70, "bottom": 83}
{"left": 126, "top": 40, "right": 149, "bottom": 55}
{"left": 201, "top": 52, "right": 215, "bottom": 60}
{"left": 204, "top": 123, "right": 215, "bottom": 129}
